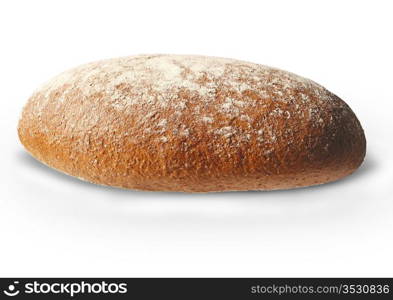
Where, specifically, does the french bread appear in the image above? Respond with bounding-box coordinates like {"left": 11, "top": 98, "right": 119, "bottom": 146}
{"left": 18, "top": 54, "right": 366, "bottom": 192}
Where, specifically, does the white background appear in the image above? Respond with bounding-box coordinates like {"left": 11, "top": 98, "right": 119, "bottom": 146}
{"left": 0, "top": 0, "right": 392, "bottom": 277}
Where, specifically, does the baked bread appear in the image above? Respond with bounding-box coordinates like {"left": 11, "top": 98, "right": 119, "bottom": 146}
{"left": 18, "top": 54, "right": 366, "bottom": 192}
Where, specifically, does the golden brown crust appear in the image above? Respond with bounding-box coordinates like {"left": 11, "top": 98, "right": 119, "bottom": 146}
{"left": 18, "top": 54, "right": 366, "bottom": 192}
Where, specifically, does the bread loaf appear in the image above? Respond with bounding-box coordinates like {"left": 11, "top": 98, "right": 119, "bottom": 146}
{"left": 18, "top": 54, "right": 366, "bottom": 192}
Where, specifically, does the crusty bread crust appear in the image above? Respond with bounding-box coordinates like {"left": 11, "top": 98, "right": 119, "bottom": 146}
{"left": 18, "top": 54, "right": 366, "bottom": 192}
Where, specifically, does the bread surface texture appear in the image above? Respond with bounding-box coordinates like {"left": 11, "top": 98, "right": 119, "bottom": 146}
{"left": 18, "top": 54, "right": 366, "bottom": 192}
